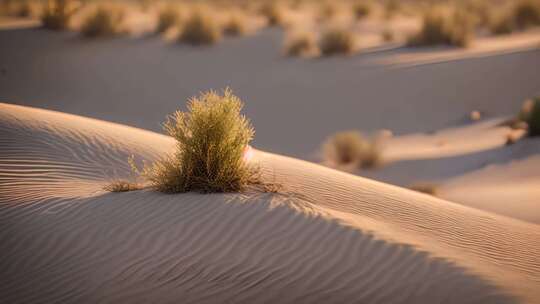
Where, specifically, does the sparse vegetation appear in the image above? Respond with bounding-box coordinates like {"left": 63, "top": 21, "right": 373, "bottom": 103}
{"left": 80, "top": 6, "right": 125, "bottom": 38}
{"left": 41, "top": 0, "right": 77, "bottom": 30}
{"left": 223, "top": 11, "right": 249, "bottom": 36}
{"left": 521, "top": 97, "right": 540, "bottom": 136}
{"left": 260, "top": 1, "right": 286, "bottom": 27}
{"left": 284, "top": 31, "right": 318, "bottom": 57}
{"left": 104, "top": 180, "right": 143, "bottom": 192}
{"left": 408, "top": 6, "right": 474, "bottom": 48}
{"left": 319, "top": 27, "right": 355, "bottom": 56}
{"left": 353, "top": 2, "right": 371, "bottom": 20}
{"left": 513, "top": 0, "right": 540, "bottom": 30}
{"left": 156, "top": 5, "right": 182, "bottom": 34}
{"left": 132, "top": 88, "right": 259, "bottom": 193}
{"left": 179, "top": 8, "right": 222, "bottom": 45}
{"left": 409, "top": 182, "right": 438, "bottom": 195}
{"left": 323, "top": 131, "right": 381, "bottom": 169}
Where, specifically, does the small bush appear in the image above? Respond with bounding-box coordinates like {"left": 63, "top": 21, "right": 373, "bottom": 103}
{"left": 319, "top": 27, "right": 355, "bottom": 56}
{"left": 489, "top": 13, "right": 515, "bottom": 35}
{"left": 104, "top": 180, "right": 143, "bottom": 192}
{"left": 80, "top": 6, "right": 125, "bottom": 38}
{"left": 135, "top": 88, "right": 258, "bottom": 193}
{"left": 223, "top": 12, "right": 249, "bottom": 36}
{"left": 260, "top": 2, "right": 286, "bottom": 27}
{"left": 353, "top": 2, "right": 371, "bottom": 20}
{"left": 284, "top": 31, "right": 318, "bottom": 57}
{"left": 179, "top": 8, "right": 221, "bottom": 45}
{"left": 382, "top": 28, "right": 394, "bottom": 42}
{"left": 41, "top": 0, "right": 76, "bottom": 30}
{"left": 408, "top": 7, "right": 474, "bottom": 48}
{"left": 521, "top": 97, "right": 540, "bottom": 136}
{"left": 323, "top": 131, "right": 381, "bottom": 169}
{"left": 513, "top": 0, "right": 540, "bottom": 30}
{"left": 156, "top": 5, "right": 182, "bottom": 34}
{"left": 409, "top": 182, "right": 437, "bottom": 195}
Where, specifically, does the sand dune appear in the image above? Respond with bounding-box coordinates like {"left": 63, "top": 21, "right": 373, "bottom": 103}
{"left": 1, "top": 103, "right": 539, "bottom": 303}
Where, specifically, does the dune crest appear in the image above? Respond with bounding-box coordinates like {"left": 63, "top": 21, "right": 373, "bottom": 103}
{"left": 1, "top": 103, "right": 538, "bottom": 303}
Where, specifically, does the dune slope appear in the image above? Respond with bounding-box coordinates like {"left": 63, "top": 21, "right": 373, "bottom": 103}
{"left": 0, "top": 103, "right": 539, "bottom": 304}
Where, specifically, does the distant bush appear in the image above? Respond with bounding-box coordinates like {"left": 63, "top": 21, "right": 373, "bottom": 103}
{"left": 134, "top": 89, "right": 259, "bottom": 193}
{"left": 489, "top": 13, "right": 515, "bottom": 35}
{"left": 41, "top": 0, "right": 77, "bottom": 30}
{"left": 284, "top": 30, "right": 318, "bottom": 57}
{"left": 409, "top": 182, "right": 438, "bottom": 195}
{"left": 223, "top": 11, "right": 249, "bottom": 36}
{"left": 353, "top": 2, "right": 371, "bottom": 20}
{"left": 408, "top": 7, "right": 474, "bottom": 48}
{"left": 156, "top": 5, "right": 182, "bottom": 33}
{"left": 318, "top": 2, "right": 340, "bottom": 21}
{"left": 520, "top": 97, "right": 540, "bottom": 136}
{"left": 319, "top": 27, "right": 355, "bottom": 56}
{"left": 179, "top": 8, "right": 221, "bottom": 45}
{"left": 323, "top": 131, "right": 381, "bottom": 169}
{"left": 80, "top": 6, "right": 125, "bottom": 38}
{"left": 513, "top": 0, "right": 540, "bottom": 30}
{"left": 104, "top": 180, "right": 142, "bottom": 192}
{"left": 260, "top": 2, "right": 286, "bottom": 26}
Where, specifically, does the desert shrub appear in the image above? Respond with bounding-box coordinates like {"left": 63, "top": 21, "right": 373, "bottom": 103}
{"left": 323, "top": 131, "right": 381, "bottom": 169}
{"left": 521, "top": 97, "right": 540, "bottom": 136}
{"left": 41, "top": 0, "right": 77, "bottom": 30}
{"left": 353, "top": 2, "right": 371, "bottom": 20}
{"left": 408, "top": 7, "right": 474, "bottom": 47}
{"left": 260, "top": 1, "right": 286, "bottom": 26}
{"left": 409, "top": 182, "right": 437, "bottom": 195}
{"left": 382, "top": 28, "right": 394, "bottom": 42}
{"left": 179, "top": 8, "right": 221, "bottom": 45}
{"left": 319, "top": 27, "right": 355, "bottom": 56}
{"left": 513, "top": 0, "right": 540, "bottom": 30}
{"left": 80, "top": 6, "right": 125, "bottom": 38}
{"left": 284, "top": 30, "right": 318, "bottom": 57}
{"left": 318, "top": 1, "right": 340, "bottom": 21}
{"left": 156, "top": 5, "right": 182, "bottom": 33}
{"left": 134, "top": 89, "right": 259, "bottom": 193}
{"left": 223, "top": 11, "right": 249, "bottom": 36}
{"left": 104, "top": 180, "right": 143, "bottom": 192}
{"left": 489, "top": 13, "right": 515, "bottom": 35}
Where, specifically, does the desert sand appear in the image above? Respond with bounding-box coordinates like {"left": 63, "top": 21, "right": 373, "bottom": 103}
{"left": 1, "top": 103, "right": 539, "bottom": 303}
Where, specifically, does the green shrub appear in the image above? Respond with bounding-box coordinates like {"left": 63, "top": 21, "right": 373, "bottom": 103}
{"left": 80, "top": 6, "right": 125, "bottom": 38}
{"left": 319, "top": 27, "right": 355, "bottom": 56}
{"left": 41, "top": 0, "right": 76, "bottom": 30}
{"left": 353, "top": 2, "right": 371, "bottom": 20}
{"left": 323, "top": 131, "right": 381, "bottom": 169}
{"left": 156, "top": 5, "right": 182, "bottom": 33}
{"left": 223, "top": 11, "right": 249, "bottom": 36}
{"left": 408, "top": 7, "right": 474, "bottom": 48}
{"left": 513, "top": 0, "right": 540, "bottom": 30}
{"left": 135, "top": 89, "right": 258, "bottom": 193}
{"left": 284, "top": 30, "right": 318, "bottom": 57}
{"left": 179, "top": 8, "right": 221, "bottom": 45}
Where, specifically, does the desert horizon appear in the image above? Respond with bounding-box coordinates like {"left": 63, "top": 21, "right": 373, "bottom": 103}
{"left": 1, "top": 0, "right": 539, "bottom": 303}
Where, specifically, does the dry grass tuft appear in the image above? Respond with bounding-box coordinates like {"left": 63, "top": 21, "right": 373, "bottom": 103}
{"left": 323, "top": 131, "right": 382, "bottom": 169}
{"left": 104, "top": 180, "right": 143, "bottom": 192}
{"left": 284, "top": 30, "right": 318, "bottom": 57}
{"left": 80, "top": 6, "right": 125, "bottom": 38}
{"left": 179, "top": 7, "right": 222, "bottom": 45}
{"left": 319, "top": 27, "right": 355, "bottom": 56}
{"left": 409, "top": 182, "right": 438, "bottom": 195}
{"left": 156, "top": 4, "right": 182, "bottom": 34}
{"left": 260, "top": 1, "right": 286, "bottom": 27}
{"left": 513, "top": 0, "right": 540, "bottom": 30}
{"left": 408, "top": 6, "right": 474, "bottom": 48}
{"left": 353, "top": 2, "right": 371, "bottom": 20}
{"left": 41, "top": 0, "right": 77, "bottom": 30}
{"left": 132, "top": 88, "right": 260, "bottom": 193}
{"left": 520, "top": 97, "right": 540, "bottom": 136}
{"left": 223, "top": 11, "right": 249, "bottom": 36}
